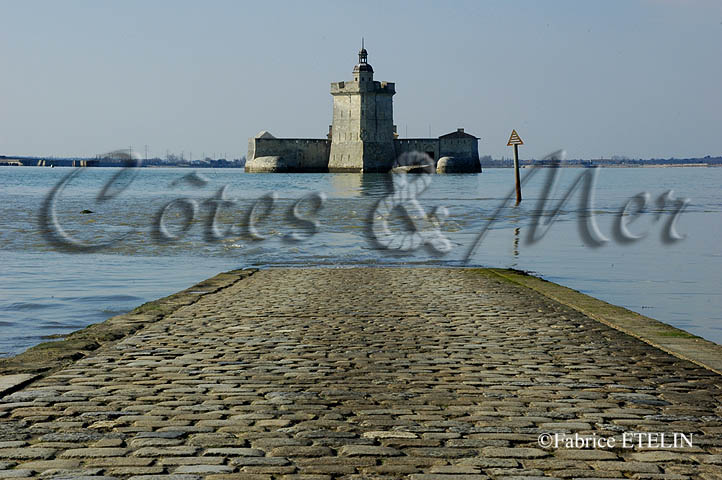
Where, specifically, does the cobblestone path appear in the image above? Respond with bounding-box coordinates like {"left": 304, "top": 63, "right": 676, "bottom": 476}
{"left": 0, "top": 268, "right": 720, "bottom": 479}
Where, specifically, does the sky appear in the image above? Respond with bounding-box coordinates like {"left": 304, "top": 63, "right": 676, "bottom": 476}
{"left": 1, "top": 0, "right": 721, "bottom": 160}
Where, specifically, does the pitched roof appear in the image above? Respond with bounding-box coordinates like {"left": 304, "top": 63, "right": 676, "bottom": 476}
{"left": 439, "top": 128, "right": 478, "bottom": 139}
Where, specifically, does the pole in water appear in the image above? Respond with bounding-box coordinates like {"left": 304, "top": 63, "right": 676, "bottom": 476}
{"left": 513, "top": 144, "right": 521, "bottom": 203}
{"left": 507, "top": 129, "right": 524, "bottom": 204}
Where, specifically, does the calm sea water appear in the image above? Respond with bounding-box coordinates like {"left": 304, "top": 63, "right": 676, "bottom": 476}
{"left": 1, "top": 166, "right": 720, "bottom": 356}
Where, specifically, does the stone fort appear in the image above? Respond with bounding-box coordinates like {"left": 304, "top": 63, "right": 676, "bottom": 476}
{"left": 246, "top": 45, "right": 481, "bottom": 173}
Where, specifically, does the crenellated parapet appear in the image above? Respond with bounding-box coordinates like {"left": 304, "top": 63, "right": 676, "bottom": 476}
{"left": 330, "top": 81, "right": 395, "bottom": 95}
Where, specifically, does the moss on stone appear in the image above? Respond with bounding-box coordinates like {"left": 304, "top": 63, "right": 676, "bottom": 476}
{"left": 657, "top": 330, "right": 699, "bottom": 338}
{"left": 0, "top": 268, "right": 257, "bottom": 380}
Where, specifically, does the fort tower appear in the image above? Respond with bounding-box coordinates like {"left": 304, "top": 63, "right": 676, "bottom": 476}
{"left": 328, "top": 43, "right": 396, "bottom": 172}
{"left": 245, "top": 44, "right": 480, "bottom": 174}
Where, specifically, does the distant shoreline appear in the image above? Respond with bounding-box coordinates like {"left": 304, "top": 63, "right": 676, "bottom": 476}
{"left": 1, "top": 163, "right": 719, "bottom": 169}
{"left": 1, "top": 154, "right": 721, "bottom": 169}
{"left": 0, "top": 156, "right": 244, "bottom": 169}
{"left": 493, "top": 163, "right": 721, "bottom": 169}
{"left": 483, "top": 156, "right": 722, "bottom": 168}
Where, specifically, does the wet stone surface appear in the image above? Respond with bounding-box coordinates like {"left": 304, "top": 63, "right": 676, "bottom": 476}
{"left": 0, "top": 268, "right": 720, "bottom": 479}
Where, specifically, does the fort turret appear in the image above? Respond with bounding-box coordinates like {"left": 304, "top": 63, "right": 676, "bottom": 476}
{"left": 328, "top": 42, "right": 396, "bottom": 172}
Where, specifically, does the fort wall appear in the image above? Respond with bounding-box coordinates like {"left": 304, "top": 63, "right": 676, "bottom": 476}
{"left": 246, "top": 138, "right": 330, "bottom": 173}
{"left": 439, "top": 136, "right": 479, "bottom": 162}
{"left": 394, "top": 139, "right": 441, "bottom": 163}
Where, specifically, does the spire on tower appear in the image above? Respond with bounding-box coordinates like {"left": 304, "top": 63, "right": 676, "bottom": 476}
{"left": 358, "top": 38, "right": 368, "bottom": 64}
{"left": 353, "top": 40, "right": 373, "bottom": 75}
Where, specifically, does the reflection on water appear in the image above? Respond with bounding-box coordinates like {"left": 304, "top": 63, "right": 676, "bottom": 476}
{"left": 328, "top": 174, "right": 362, "bottom": 198}
{"left": 0, "top": 166, "right": 721, "bottom": 356}
{"left": 329, "top": 173, "right": 396, "bottom": 197}
{"left": 359, "top": 173, "right": 394, "bottom": 197}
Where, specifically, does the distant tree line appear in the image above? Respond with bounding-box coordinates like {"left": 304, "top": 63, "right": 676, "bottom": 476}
{"left": 481, "top": 155, "right": 722, "bottom": 168}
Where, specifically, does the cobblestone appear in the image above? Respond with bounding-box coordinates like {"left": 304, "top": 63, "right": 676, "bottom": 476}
{"left": 0, "top": 268, "right": 720, "bottom": 478}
